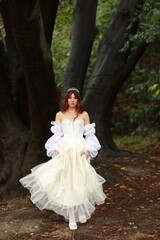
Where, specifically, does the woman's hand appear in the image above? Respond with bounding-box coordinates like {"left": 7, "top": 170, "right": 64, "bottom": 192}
{"left": 54, "top": 150, "right": 60, "bottom": 156}
{"left": 81, "top": 150, "right": 90, "bottom": 160}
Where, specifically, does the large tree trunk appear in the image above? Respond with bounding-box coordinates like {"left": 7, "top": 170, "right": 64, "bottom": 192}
{"left": 0, "top": 1, "right": 29, "bottom": 196}
{"left": 62, "top": 0, "right": 98, "bottom": 97}
{"left": 0, "top": 1, "right": 58, "bottom": 197}
{"left": 0, "top": 1, "right": 29, "bottom": 127}
{"left": 83, "top": 0, "right": 147, "bottom": 159}
{"left": 0, "top": 40, "right": 28, "bottom": 197}
{"left": 8, "top": 0, "right": 59, "bottom": 175}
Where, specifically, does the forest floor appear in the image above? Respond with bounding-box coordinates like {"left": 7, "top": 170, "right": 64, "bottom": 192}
{"left": 0, "top": 135, "right": 160, "bottom": 240}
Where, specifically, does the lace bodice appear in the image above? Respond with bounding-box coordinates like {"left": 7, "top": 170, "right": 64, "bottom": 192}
{"left": 62, "top": 119, "right": 84, "bottom": 137}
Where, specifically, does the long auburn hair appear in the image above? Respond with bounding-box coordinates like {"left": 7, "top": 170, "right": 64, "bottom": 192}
{"left": 61, "top": 90, "right": 84, "bottom": 117}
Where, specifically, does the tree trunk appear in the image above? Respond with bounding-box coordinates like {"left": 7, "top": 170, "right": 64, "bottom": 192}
{"left": 0, "top": 1, "right": 29, "bottom": 127}
{"left": 83, "top": 0, "right": 147, "bottom": 159}
{"left": 0, "top": 40, "right": 28, "bottom": 197}
{"left": 39, "top": 0, "right": 59, "bottom": 46}
{"left": 8, "top": 0, "right": 59, "bottom": 175}
{"left": 62, "top": 0, "right": 98, "bottom": 98}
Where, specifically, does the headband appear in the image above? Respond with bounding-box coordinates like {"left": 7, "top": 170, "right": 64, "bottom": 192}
{"left": 67, "top": 87, "right": 80, "bottom": 93}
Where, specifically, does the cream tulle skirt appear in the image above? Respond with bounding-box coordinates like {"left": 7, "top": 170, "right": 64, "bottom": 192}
{"left": 19, "top": 136, "right": 106, "bottom": 222}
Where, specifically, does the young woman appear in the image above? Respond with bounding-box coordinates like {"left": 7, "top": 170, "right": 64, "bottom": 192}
{"left": 19, "top": 88, "right": 106, "bottom": 230}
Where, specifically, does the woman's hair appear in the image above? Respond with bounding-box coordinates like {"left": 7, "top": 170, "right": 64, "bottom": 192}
{"left": 61, "top": 89, "right": 83, "bottom": 116}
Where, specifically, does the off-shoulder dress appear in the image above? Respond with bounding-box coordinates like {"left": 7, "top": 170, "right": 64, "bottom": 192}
{"left": 19, "top": 118, "right": 106, "bottom": 222}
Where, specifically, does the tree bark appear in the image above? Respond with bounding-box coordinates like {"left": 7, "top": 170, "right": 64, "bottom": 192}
{"left": 62, "top": 0, "right": 98, "bottom": 98}
{"left": 39, "top": 0, "right": 59, "bottom": 46}
{"left": 0, "top": 40, "right": 28, "bottom": 197}
{"left": 8, "top": 0, "right": 59, "bottom": 174}
{"left": 83, "top": 0, "right": 147, "bottom": 159}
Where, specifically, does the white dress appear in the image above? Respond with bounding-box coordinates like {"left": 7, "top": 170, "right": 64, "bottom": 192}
{"left": 19, "top": 119, "right": 106, "bottom": 222}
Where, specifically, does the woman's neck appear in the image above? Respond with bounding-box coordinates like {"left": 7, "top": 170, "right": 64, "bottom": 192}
{"left": 66, "top": 107, "right": 78, "bottom": 120}
{"left": 67, "top": 107, "right": 76, "bottom": 113}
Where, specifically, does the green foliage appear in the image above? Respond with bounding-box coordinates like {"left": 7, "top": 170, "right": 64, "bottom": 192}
{"left": 114, "top": 131, "right": 160, "bottom": 151}
{"left": 136, "top": 0, "right": 160, "bottom": 43}
{"left": 149, "top": 83, "right": 160, "bottom": 97}
{"left": 127, "top": 67, "right": 160, "bottom": 133}
{"left": 112, "top": 64, "right": 160, "bottom": 135}
{"left": 96, "top": 0, "right": 120, "bottom": 38}
{"left": 122, "top": 0, "right": 160, "bottom": 51}
{"left": 52, "top": 26, "right": 71, "bottom": 87}
{"left": 55, "top": 0, "right": 74, "bottom": 28}
{"left": 128, "top": 68, "right": 160, "bottom": 100}
{"left": 51, "top": 0, "right": 74, "bottom": 87}
{"left": 115, "top": 0, "right": 160, "bottom": 136}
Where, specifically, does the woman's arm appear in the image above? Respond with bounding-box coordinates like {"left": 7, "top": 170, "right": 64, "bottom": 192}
{"left": 53, "top": 112, "right": 63, "bottom": 155}
{"left": 83, "top": 111, "right": 90, "bottom": 125}
{"left": 45, "top": 112, "right": 64, "bottom": 158}
{"left": 81, "top": 111, "right": 91, "bottom": 159}
{"left": 83, "top": 113, "right": 101, "bottom": 158}
{"left": 55, "top": 111, "right": 63, "bottom": 122}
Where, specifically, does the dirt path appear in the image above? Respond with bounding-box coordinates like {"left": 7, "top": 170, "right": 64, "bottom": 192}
{"left": 0, "top": 152, "right": 160, "bottom": 240}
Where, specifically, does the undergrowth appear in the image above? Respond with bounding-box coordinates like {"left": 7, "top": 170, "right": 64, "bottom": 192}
{"left": 114, "top": 131, "right": 160, "bottom": 154}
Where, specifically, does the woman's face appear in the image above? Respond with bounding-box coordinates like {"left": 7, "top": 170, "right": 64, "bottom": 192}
{"left": 68, "top": 93, "right": 78, "bottom": 108}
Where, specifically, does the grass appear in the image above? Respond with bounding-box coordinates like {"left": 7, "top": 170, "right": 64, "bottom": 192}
{"left": 114, "top": 132, "right": 160, "bottom": 153}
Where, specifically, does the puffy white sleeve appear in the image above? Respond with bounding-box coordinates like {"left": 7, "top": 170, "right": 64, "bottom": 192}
{"left": 45, "top": 121, "right": 63, "bottom": 158}
{"left": 83, "top": 123, "right": 101, "bottom": 158}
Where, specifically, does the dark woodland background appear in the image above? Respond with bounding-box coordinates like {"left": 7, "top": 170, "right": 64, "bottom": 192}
{"left": 0, "top": 0, "right": 159, "bottom": 196}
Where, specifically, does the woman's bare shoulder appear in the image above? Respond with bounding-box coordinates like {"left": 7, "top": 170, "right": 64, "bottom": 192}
{"left": 82, "top": 111, "right": 89, "bottom": 117}
{"left": 81, "top": 111, "right": 90, "bottom": 124}
{"left": 56, "top": 111, "right": 64, "bottom": 121}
